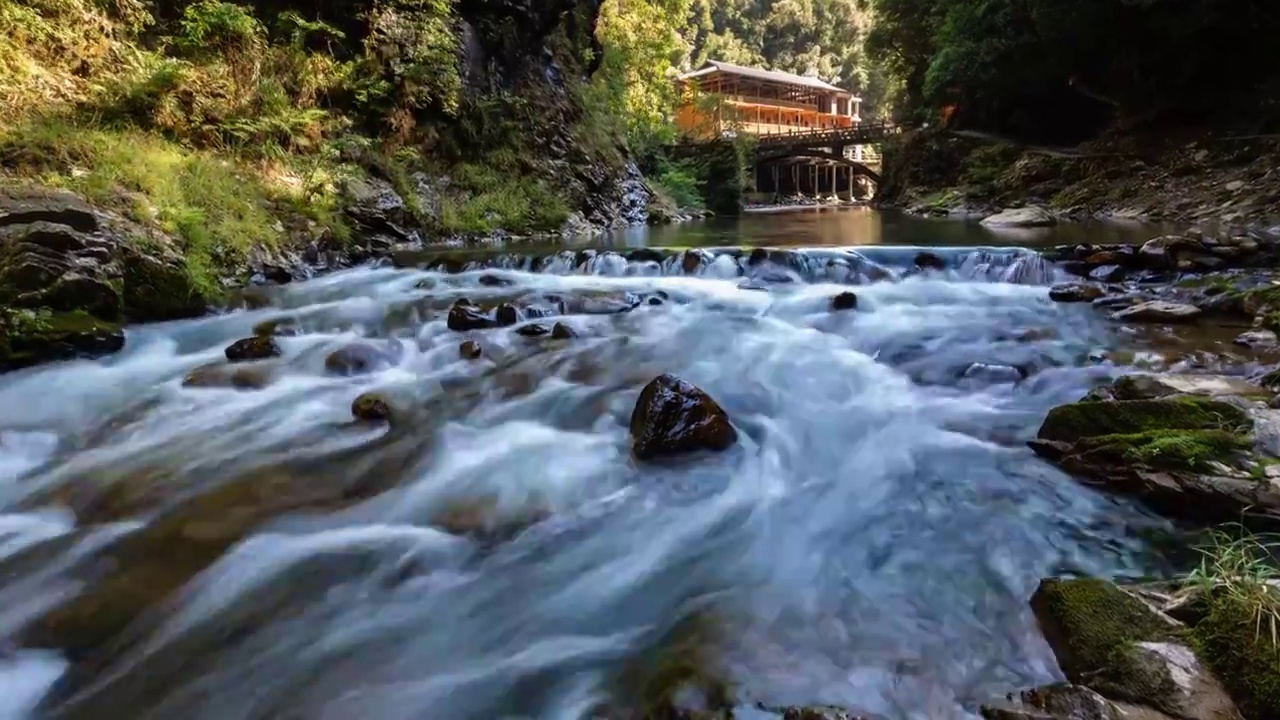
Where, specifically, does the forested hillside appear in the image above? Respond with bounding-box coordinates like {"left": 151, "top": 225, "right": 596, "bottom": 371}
{"left": 869, "top": 0, "right": 1280, "bottom": 143}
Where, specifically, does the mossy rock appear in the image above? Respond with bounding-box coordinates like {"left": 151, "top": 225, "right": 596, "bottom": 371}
{"left": 0, "top": 308, "right": 124, "bottom": 371}
{"left": 1192, "top": 593, "right": 1280, "bottom": 720}
{"left": 1030, "top": 578, "right": 1185, "bottom": 709}
{"left": 1038, "top": 397, "right": 1252, "bottom": 445}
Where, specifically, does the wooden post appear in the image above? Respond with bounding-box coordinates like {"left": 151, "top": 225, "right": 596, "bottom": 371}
{"left": 772, "top": 165, "right": 779, "bottom": 195}
{"left": 791, "top": 165, "right": 799, "bottom": 195}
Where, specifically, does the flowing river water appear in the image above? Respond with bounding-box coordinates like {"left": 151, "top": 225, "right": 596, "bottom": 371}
{"left": 0, "top": 208, "right": 1207, "bottom": 719}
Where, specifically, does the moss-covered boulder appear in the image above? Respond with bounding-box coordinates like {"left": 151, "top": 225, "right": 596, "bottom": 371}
{"left": 1027, "top": 578, "right": 1242, "bottom": 720}
{"left": 1030, "top": 375, "right": 1280, "bottom": 528}
{"left": 0, "top": 309, "right": 124, "bottom": 371}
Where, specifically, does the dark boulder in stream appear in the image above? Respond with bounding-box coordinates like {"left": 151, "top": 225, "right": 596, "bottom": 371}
{"left": 629, "top": 374, "right": 738, "bottom": 460}
{"left": 224, "top": 336, "right": 282, "bottom": 362}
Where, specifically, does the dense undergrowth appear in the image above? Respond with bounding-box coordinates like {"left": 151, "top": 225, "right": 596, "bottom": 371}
{"left": 0, "top": 0, "right": 689, "bottom": 290}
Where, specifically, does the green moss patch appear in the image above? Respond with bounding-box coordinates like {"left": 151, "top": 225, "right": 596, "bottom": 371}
{"left": 1077, "top": 429, "right": 1252, "bottom": 472}
{"left": 1194, "top": 594, "right": 1280, "bottom": 719}
{"left": 1031, "top": 578, "right": 1183, "bottom": 708}
{"left": 1038, "top": 397, "right": 1252, "bottom": 444}
{"left": 0, "top": 307, "right": 123, "bottom": 369}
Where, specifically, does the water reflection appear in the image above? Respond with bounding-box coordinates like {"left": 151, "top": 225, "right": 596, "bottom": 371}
{"left": 619, "top": 207, "right": 1177, "bottom": 250}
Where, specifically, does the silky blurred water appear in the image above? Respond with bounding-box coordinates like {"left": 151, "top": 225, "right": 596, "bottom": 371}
{"left": 0, "top": 226, "right": 1182, "bottom": 720}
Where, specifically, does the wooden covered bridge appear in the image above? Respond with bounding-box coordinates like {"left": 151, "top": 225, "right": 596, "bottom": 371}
{"left": 674, "top": 60, "right": 899, "bottom": 199}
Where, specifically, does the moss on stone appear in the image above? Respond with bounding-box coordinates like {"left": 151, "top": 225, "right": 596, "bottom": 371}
{"left": 1038, "top": 397, "right": 1252, "bottom": 444}
{"left": 1031, "top": 578, "right": 1183, "bottom": 707}
{"left": 1077, "top": 429, "right": 1252, "bottom": 472}
{"left": 1193, "top": 594, "right": 1280, "bottom": 720}
{"left": 0, "top": 307, "right": 124, "bottom": 369}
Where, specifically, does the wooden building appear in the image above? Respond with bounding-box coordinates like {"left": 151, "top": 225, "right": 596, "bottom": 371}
{"left": 674, "top": 59, "right": 861, "bottom": 139}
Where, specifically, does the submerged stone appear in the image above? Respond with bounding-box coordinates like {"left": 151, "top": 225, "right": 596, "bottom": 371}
{"left": 515, "top": 323, "right": 550, "bottom": 337}
{"left": 447, "top": 299, "right": 496, "bottom": 331}
{"left": 324, "top": 341, "right": 397, "bottom": 376}
{"left": 181, "top": 361, "right": 277, "bottom": 390}
{"left": 551, "top": 322, "right": 576, "bottom": 339}
{"left": 351, "top": 392, "right": 393, "bottom": 422}
{"left": 914, "top": 251, "right": 946, "bottom": 271}
{"left": 830, "top": 291, "right": 858, "bottom": 311}
{"left": 629, "top": 374, "right": 738, "bottom": 461}
{"left": 459, "top": 340, "right": 483, "bottom": 360}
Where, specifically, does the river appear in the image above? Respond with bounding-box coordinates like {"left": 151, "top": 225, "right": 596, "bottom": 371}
{"left": 0, "top": 209, "right": 1198, "bottom": 720}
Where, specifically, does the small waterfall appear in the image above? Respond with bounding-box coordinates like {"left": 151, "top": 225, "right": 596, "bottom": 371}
{"left": 390, "top": 245, "right": 1067, "bottom": 287}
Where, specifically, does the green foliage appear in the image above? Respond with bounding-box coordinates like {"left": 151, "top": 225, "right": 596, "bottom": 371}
{"left": 651, "top": 157, "right": 704, "bottom": 209}
{"left": 175, "top": 1, "right": 264, "bottom": 58}
{"left": 595, "top": 0, "right": 691, "bottom": 152}
{"left": 868, "top": 0, "right": 1280, "bottom": 139}
{"left": 0, "top": 117, "right": 348, "bottom": 297}
{"left": 1188, "top": 528, "right": 1280, "bottom": 719}
{"left": 438, "top": 158, "right": 571, "bottom": 235}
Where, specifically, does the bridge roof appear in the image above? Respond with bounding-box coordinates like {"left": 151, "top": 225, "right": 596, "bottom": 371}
{"left": 679, "top": 60, "right": 856, "bottom": 98}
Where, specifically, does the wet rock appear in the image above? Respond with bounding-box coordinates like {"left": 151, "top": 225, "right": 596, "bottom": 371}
{"left": 1110, "top": 301, "right": 1202, "bottom": 324}
{"left": 551, "top": 322, "right": 576, "bottom": 340}
{"left": 1029, "top": 375, "right": 1280, "bottom": 527}
{"left": 1139, "top": 235, "right": 1200, "bottom": 267}
{"left": 981, "top": 683, "right": 1175, "bottom": 720}
{"left": 914, "top": 251, "right": 947, "bottom": 271}
{"left": 681, "top": 249, "right": 710, "bottom": 274}
{"left": 459, "top": 340, "right": 483, "bottom": 359}
{"left": 351, "top": 392, "right": 393, "bottom": 422}
{"left": 224, "top": 336, "right": 282, "bottom": 363}
{"left": 1049, "top": 283, "right": 1106, "bottom": 303}
{"left": 477, "top": 273, "right": 512, "bottom": 287}
{"left": 181, "top": 361, "right": 277, "bottom": 390}
{"left": 1085, "top": 373, "right": 1269, "bottom": 403}
{"left": 830, "top": 291, "right": 858, "bottom": 311}
{"left": 1089, "top": 264, "right": 1127, "bottom": 283}
{"left": 1234, "top": 330, "right": 1278, "bottom": 350}
{"left": 629, "top": 374, "right": 738, "bottom": 461}
{"left": 324, "top": 342, "right": 397, "bottom": 376}
{"left": 515, "top": 323, "right": 550, "bottom": 337}
{"left": 495, "top": 303, "right": 520, "bottom": 327}
{"left": 981, "top": 206, "right": 1056, "bottom": 227}
{"left": 448, "top": 298, "right": 496, "bottom": 331}
{"left": 962, "top": 363, "right": 1027, "bottom": 384}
